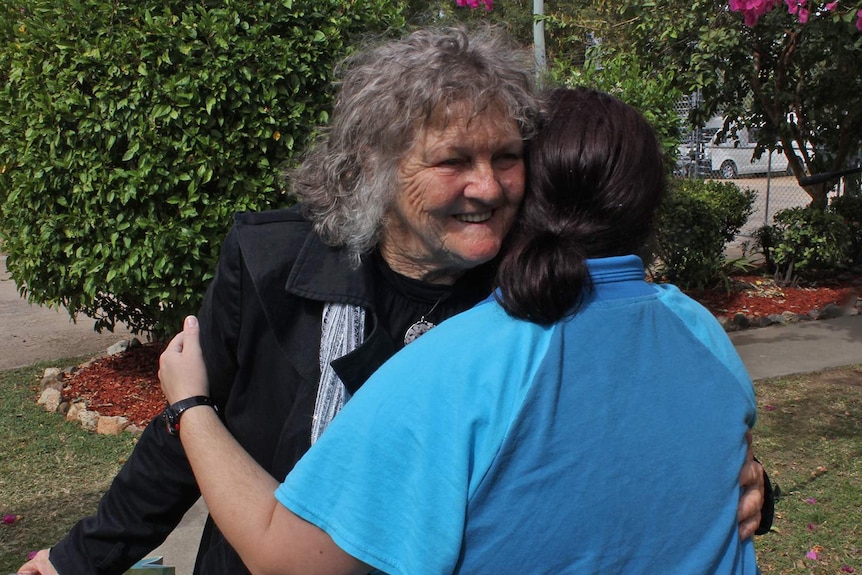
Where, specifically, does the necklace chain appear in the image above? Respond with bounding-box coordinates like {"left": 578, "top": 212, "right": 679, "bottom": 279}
{"left": 403, "top": 295, "right": 445, "bottom": 345}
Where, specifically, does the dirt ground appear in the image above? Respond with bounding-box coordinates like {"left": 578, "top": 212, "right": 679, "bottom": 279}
{"left": 0, "top": 254, "right": 134, "bottom": 371}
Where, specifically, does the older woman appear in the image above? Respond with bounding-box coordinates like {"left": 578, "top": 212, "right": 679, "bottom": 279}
{"left": 20, "top": 28, "right": 767, "bottom": 575}
{"left": 21, "top": 27, "right": 535, "bottom": 575}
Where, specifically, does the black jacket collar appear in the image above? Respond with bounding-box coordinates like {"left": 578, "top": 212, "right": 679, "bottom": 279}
{"left": 234, "top": 207, "right": 394, "bottom": 394}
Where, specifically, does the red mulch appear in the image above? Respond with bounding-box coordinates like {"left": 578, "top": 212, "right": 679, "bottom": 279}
{"left": 687, "top": 273, "right": 862, "bottom": 319}
{"left": 62, "top": 342, "right": 167, "bottom": 427}
{"left": 59, "top": 272, "right": 862, "bottom": 429}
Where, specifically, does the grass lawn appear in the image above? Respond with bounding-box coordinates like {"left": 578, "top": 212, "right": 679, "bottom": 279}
{"left": 1, "top": 358, "right": 860, "bottom": 573}
{"left": 0, "top": 358, "right": 138, "bottom": 573}
{"left": 752, "top": 366, "right": 862, "bottom": 573}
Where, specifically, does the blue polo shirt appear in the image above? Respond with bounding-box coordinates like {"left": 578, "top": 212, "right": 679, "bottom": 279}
{"left": 275, "top": 255, "right": 758, "bottom": 574}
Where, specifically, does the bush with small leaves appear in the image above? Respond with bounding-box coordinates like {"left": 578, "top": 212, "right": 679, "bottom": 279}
{"left": 0, "top": 0, "right": 404, "bottom": 338}
{"left": 653, "top": 178, "right": 755, "bottom": 290}
{"left": 762, "top": 206, "right": 855, "bottom": 283}
{"left": 830, "top": 193, "right": 862, "bottom": 264}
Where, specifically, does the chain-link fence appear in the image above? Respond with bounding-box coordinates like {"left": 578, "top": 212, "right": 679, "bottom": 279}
{"left": 673, "top": 94, "right": 853, "bottom": 243}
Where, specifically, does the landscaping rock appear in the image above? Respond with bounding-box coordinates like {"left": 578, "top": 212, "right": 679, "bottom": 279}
{"left": 819, "top": 303, "right": 845, "bottom": 319}
{"left": 37, "top": 387, "right": 62, "bottom": 413}
{"left": 41, "top": 367, "right": 63, "bottom": 381}
{"left": 77, "top": 408, "right": 99, "bottom": 432}
{"left": 107, "top": 337, "right": 142, "bottom": 356}
{"left": 752, "top": 316, "right": 775, "bottom": 328}
{"left": 65, "top": 400, "right": 86, "bottom": 422}
{"left": 97, "top": 415, "right": 130, "bottom": 435}
{"left": 107, "top": 339, "right": 131, "bottom": 356}
{"left": 732, "top": 313, "right": 751, "bottom": 330}
{"left": 807, "top": 304, "right": 844, "bottom": 320}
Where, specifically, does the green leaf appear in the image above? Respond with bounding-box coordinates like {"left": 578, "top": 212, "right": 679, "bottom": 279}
{"left": 121, "top": 142, "right": 140, "bottom": 162}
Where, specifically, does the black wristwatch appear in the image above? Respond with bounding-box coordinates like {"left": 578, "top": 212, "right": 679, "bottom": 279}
{"left": 163, "top": 396, "right": 218, "bottom": 437}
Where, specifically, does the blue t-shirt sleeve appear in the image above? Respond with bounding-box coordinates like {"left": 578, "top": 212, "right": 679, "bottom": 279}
{"left": 655, "top": 283, "right": 757, "bottom": 426}
{"left": 275, "top": 303, "right": 552, "bottom": 574}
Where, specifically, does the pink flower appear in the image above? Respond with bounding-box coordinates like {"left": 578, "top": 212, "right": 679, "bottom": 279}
{"left": 856, "top": 9, "right": 862, "bottom": 31}
{"left": 840, "top": 566, "right": 855, "bottom": 573}
{"left": 764, "top": 404, "right": 776, "bottom": 411}
{"left": 27, "top": 551, "right": 38, "bottom": 560}
{"left": 784, "top": 0, "right": 807, "bottom": 16}
{"left": 729, "top": 0, "right": 780, "bottom": 26}
{"left": 2, "top": 514, "right": 17, "bottom": 525}
{"left": 825, "top": 1, "right": 838, "bottom": 10}
{"left": 805, "top": 497, "right": 818, "bottom": 504}
{"left": 455, "top": 0, "right": 493, "bottom": 9}
{"left": 807, "top": 550, "right": 819, "bottom": 560}
{"left": 807, "top": 523, "right": 817, "bottom": 530}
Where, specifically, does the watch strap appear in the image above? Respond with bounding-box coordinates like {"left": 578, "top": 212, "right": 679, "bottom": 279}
{"left": 163, "top": 395, "right": 217, "bottom": 436}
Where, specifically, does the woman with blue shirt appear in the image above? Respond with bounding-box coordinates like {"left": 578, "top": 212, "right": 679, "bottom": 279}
{"left": 154, "top": 87, "right": 759, "bottom": 574}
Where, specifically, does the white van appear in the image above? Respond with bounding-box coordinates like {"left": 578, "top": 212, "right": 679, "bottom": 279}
{"left": 703, "top": 116, "right": 799, "bottom": 179}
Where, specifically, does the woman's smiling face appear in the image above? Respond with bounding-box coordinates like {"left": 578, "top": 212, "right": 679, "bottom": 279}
{"left": 379, "top": 103, "right": 525, "bottom": 285}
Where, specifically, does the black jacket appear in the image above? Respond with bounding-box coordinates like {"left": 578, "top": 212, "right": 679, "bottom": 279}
{"left": 50, "top": 207, "right": 407, "bottom": 574}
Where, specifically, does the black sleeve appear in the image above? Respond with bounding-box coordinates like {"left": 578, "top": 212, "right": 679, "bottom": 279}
{"left": 49, "top": 227, "right": 245, "bottom": 575}
{"left": 755, "top": 466, "right": 776, "bottom": 535}
{"left": 198, "top": 225, "right": 243, "bottom": 411}
{"left": 49, "top": 419, "right": 201, "bottom": 575}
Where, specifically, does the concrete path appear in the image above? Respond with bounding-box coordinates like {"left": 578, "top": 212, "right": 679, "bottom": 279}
{"left": 0, "top": 254, "right": 133, "bottom": 370}
{"left": 729, "top": 315, "right": 862, "bottom": 380}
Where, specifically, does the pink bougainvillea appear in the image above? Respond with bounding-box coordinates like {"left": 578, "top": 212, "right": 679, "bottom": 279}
{"left": 785, "top": 0, "right": 811, "bottom": 23}
{"left": 729, "top": 0, "right": 862, "bottom": 28}
{"left": 455, "top": 0, "right": 494, "bottom": 11}
{"left": 728, "top": 0, "right": 780, "bottom": 26}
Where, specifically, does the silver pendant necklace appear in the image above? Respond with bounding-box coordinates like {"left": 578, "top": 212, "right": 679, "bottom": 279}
{"left": 404, "top": 296, "right": 445, "bottom": 345}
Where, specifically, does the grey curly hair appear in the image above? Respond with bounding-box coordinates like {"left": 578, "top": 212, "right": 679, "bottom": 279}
{"left": 288, "top": 26, "right": 539, "bottom": 264}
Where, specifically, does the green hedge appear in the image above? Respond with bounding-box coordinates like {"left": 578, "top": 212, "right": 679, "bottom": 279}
{"left": 0, "top": 0, "right": 403, "bottom": 337}
{"left": 757, "top": 205, "right": 855, "bottom": 282}
{"left": 830, "top": 193, "right": 862, "bottom": 264}
{"left": 653, "top": 178, "right": 756, "bottom": 289}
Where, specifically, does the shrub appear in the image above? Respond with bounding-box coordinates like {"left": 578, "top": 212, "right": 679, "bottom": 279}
{"left": 0, "top": 0, "right": 404, "bottom": 338}
{"left": 759, "top": 206, "right": 855, "bottom": 283}
{"left": 830, "top": 193, "right": 862, "bottom": 264}
{"left": 653, "top": 178, "right": 755, "bottom": 290}
{"left": 757, "top": 206, "right": 853, "bottom": 283}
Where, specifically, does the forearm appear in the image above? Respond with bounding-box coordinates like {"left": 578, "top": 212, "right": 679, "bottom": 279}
{"left": 177, "top": 404, "right": 366, "bottom": 575}
{"left": 178, "top": 405, "right": 281, "bottom": 569}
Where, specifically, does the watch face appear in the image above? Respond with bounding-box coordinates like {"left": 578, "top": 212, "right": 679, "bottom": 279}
{"left": 163, "top": 407, "right": 179, "bottom": 436}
